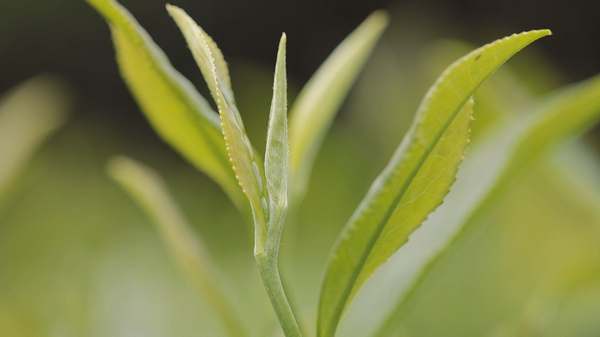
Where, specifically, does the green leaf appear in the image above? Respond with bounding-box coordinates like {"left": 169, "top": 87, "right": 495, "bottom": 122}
{"left": 166, "top": 5, "right": 268, "bottom": 251}
{"left": 371, "top": 72, "right": 600, "bottom": 337}
{"left": 107, "top": 156, "right": 247, "bottom": 337}
{"left": 288, "top": 11, "right": 389, "bottom": 203}
{"left": 85, "top": 0, "right": 250, "bottom": 221}
{"left": 500, "top": 73, "right": 600, "bottom": 183}
{"left": 265, "top": 33, "right": 289, "bottom": 231}
{"left": 256, "top": 34, "right": 303, "bottom": 337}
{"left": 0, "top": 76, "right": 69, "bottom": 204}
{"left": 317, "top": 30, "right": 551, "bottom": 337}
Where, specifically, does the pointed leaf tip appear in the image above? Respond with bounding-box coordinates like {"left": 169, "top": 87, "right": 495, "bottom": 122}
{"left": 85, "top": 0, "right": 253, "bottom": 222}
{"left": 317, "top": 29, "right": 549, "bottom": 337}
{"left": 167, "top": 4, "right": 268, "bottom": 248}
{"left": 265, "top": 30, "right": 289, "bottom": 214}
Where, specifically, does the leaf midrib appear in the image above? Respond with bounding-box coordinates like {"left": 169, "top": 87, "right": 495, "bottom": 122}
{"left": 100, "top": 2, "right": 235, "bottom": 184}
{"left": 322, "top": 95, "right": 472, "bottom": 337}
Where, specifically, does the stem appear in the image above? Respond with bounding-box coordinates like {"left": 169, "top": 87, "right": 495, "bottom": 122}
{"left": 255, "top": 209, "right": 302, "bottom": 337}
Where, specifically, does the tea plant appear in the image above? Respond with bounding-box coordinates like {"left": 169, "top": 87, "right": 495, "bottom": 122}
{"left": 87, "top": 0, "right": 600, "bottom": 335}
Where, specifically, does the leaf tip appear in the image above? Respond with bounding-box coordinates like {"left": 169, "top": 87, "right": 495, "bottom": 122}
{"left": 278, "top": 33, "right": 287, "bottom": 52}
{"left": 165, "top": 3, "right": 184, "bottom": 19}
{"left": 371, "top": 10, "right": 390, "bottom": 23}
{"left": 366, "top": 10, "right": 391, "bottom": 31}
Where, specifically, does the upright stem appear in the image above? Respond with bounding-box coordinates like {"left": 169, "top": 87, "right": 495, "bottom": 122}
{"left": 255, "top": 210, "right": 302, "bottom": 337}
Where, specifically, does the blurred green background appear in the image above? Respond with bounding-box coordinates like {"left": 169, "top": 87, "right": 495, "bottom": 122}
{"left": 1, "top": 0, "right": 600, "bottom": 336}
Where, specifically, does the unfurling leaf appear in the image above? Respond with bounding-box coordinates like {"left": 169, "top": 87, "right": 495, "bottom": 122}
{"left": 265, "top": 33, "right": 289, "bottom": 232}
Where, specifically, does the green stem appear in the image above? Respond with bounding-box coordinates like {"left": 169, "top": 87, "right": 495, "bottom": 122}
{"left": 255, "top": 209, "right": 302, "bottom": 337}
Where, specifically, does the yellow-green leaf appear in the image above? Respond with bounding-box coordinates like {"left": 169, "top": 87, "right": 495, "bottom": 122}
{"left": 85, "top": 0, "right": 249, "bottom": 221}
{"left": 107, "top": 156, "right": 247, "bottom": 337}
{"left": 317, "top": 30, "right": 551, "bottom": 337}
{"left": 372, "top": 72, "right": 600, "bottom": 337}
{"left": 167, "top": 5, "right": 268, "bottom": 250}
{"left": 288, "top": 11, "right": 389, "bottom": 204}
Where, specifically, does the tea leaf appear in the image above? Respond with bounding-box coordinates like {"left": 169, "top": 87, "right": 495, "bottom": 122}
{"left": 265, "top": 34, "right": 289, "bottom": 228}
{"left": 167, "top": 5, "right": 268, "bottom": 247}
{"left": 374, "top": 72, "right": 600, "bottom": 336}
{"left": 288, "top": 11, "right": 388, "bottom": 203}
{"left": 317, "top": 30, "right": 551, "bottom": 337}
{"left": 255, "top": 34, "right": 304, "bottom": 337}
{"left": 0, "top": 76, "right": 69, "bottom": 203}
{"left": 85, "top": 0, "right": 250, "bottom": 221}
{"left": 107, "top": 156, "right": 247, "bottom": 337}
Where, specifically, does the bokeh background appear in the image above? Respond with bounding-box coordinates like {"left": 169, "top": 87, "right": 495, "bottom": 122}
{"left": 1, "top": 0, "right": 600, "bottom": 336}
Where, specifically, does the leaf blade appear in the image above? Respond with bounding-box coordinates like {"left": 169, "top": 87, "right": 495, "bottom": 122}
{"left": 317, "top": 29, "right": 551, "bottom": 337}
{"left": 373, "top": 72, "right": 600, "bottom": 337}
{"left": 288, "top": 11, "right": 389, "bottom": 203}
{"left": 265, "top": 34, "right": 289, "bottom": 223}
{"left": 167, "top": 5, "right": 268, "bottom": 249}
{"left": 85, "top": 0, "right": 249, "bottom": 219}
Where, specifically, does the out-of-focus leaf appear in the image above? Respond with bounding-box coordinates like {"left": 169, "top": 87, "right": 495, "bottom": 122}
{"left": 85, "top": 0, "right": 249, "bottom": 221}
{"left": 0, "top": 76, "right": 69, "bottom": 203}
{"left": 288, "top": 11, "right": 389, "bottom": 204}
{"left": 265, "top": 34, "right": 289, "bottom": 231}
{"left": 167, "top": 5, "right": 268, "bottom": 250}
{"left": 372, "top": 72, "right": 600, "bottom": 336}
{"left": 486, "top": 260, "right": 600, "bottom": 337}
{"left": 107, "top": 156, "right": 247, "bottom": 337}
{"left": 317, "top": 30, "right": 550, "bottom": 337}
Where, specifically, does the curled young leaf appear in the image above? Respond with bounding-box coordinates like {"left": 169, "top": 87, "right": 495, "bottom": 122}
{"left": 265, "top": 33, "right": 289, "bottom": 230}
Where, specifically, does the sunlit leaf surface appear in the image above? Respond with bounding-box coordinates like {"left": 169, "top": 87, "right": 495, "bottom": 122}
{"left": 85, "top": 0, "right": 249, "bottom": 220}
{"left": 370, "top": 72, "right": 600, "bottom": 336}
{"left": 167, "top": 5, "right": 268, "bottom": 248}
{"left": 318, "top": 30, "right": 551, "bottom": 337}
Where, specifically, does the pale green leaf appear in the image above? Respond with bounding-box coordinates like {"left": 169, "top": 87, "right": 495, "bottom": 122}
{"left": 258, "top": 34, "right": 303, "bottom": 337}
{"left": 317, "top": 30, "right": 551, "bottom": 337}
{"left": 265, "top": 33, "right": 289, "bottom": 229}
{"left": 167, "top": 5, "right": 268, "bottom": 250}
{"left": 85, "top": 0, "right": 249, "bottom": 221}
{"left": 0, "top": 76, "right": 69, "bottom": 204}
{"left": 288, "top": 11, "right": 389, "bottom": 203}
{"left": 371, "top": 72, "right": 600, "bottom": 337}
{"left": 107, "top": 156, "right": 247, "bottom": 337}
